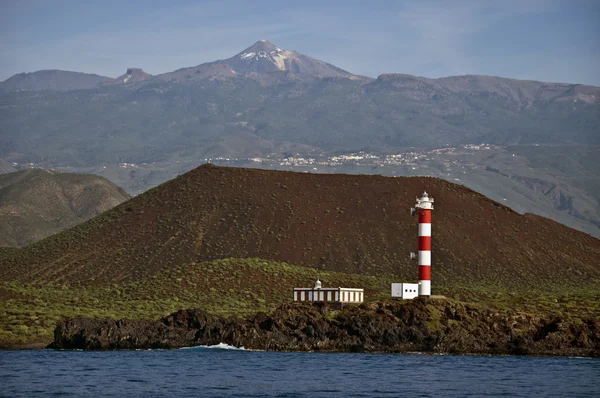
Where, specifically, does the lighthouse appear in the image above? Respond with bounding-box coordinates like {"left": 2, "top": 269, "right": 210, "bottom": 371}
{"left": 413, "top": 191, "right": 434, "bottom": 297}
{"left": 390, "top": 191, "right": 435, "bottom": 300}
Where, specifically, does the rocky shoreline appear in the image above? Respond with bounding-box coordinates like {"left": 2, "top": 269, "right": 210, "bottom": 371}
{"left": 50, "top": 299, "right": 599, "bottom": 357}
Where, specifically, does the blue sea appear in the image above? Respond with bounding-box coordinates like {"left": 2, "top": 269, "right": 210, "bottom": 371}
{"left": 0, "top": 345, "right": 598, "bottom": 397}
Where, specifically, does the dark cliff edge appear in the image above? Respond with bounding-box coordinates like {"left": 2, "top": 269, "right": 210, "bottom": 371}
{"left": 49, "top": 299, "right": 599, "bottom": 357}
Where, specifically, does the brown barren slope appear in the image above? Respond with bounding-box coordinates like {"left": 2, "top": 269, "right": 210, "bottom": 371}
{"left": 1, "top": 164, "right": 598, "bottom": 291}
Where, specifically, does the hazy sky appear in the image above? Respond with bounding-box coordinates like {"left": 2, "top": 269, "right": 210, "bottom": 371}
{"left": 1, "top": 0, "right": 599, "bottom": 85}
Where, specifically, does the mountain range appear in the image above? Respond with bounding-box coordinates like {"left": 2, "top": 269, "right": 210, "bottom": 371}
{"left": 0, "top": 40, "right": 357, "bottom": 92}
{"left": 2, "top": 40, "right": 597, "bottom": 158}
{"left": 1, "top": 40, "right": 598, "bottom": 238}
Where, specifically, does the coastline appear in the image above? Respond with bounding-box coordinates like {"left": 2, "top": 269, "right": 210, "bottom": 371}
{"left": 47, "top": 299, "right": 599, "bottom": 357}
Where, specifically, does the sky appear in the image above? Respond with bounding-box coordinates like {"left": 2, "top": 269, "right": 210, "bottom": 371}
{"left": 1, "top": 0, "right": 599, "bottom": 85}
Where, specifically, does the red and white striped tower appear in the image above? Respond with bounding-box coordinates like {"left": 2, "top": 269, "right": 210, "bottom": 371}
{"left": 414, "top": 191, "right": 434, "bottom": 297}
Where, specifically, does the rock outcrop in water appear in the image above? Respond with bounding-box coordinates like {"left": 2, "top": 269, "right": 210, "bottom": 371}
{"left": 50, "top": 299, "right": 600, "bottom": 357}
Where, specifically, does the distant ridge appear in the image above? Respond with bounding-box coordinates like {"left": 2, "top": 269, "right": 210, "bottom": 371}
{"left": 376, "top": 73, "right": 600, "bottom": 104}
{"left": 0, "top": 70, "right": 113, "bottom": 91}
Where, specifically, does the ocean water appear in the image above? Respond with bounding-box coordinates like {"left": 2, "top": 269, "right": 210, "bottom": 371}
{"left": 0, "top": 346, "right": 598, "bottom": 397}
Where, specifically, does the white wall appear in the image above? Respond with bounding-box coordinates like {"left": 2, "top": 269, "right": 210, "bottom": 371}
{"left": 293, "top": 289, "right": 364, "bottom": 303}
{"left": 391, "top": 283, "right": 419, "bottom": 299}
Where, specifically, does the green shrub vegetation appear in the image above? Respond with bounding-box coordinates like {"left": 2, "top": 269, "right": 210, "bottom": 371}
{"left": 2, "top": 257, "right": 599, "bottom": 347}
{"left": 0, "top": 258, "right": 393, "bottom": 346}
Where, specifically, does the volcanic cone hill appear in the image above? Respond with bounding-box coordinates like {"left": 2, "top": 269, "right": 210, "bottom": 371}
{"left": 0, "top": 169, "right": 130, "bottom": 247}
{"left": 1, "top": 164, "right": 599, "bottom": 292}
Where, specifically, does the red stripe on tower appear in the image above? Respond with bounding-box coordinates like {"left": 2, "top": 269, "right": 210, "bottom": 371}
{"left": 415, "top": 191, "right": 434, "bottom": 297}
{"left": 418, "top": 266, "right": 431, "bottom": 280}
{"left": 418, "top": 236, "right": 431, "bottom": 251}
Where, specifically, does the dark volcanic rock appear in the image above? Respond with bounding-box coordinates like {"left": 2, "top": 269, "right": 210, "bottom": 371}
{"left": 50, "top": 300, "right": 600, "bottom": 357}
{"left": 51, "top": 317, "right": 192, "bottom": 350}
{"left": 108, "top": 68, "right": 152, "bottom": 85}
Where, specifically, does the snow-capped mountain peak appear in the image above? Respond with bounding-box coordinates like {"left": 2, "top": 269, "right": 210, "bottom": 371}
{"left": 155, "top": 40, "right": 357, "bottom": 82}
{"left": 236, "top": 40, "right": 294, "bottom": 71}
{"left": 223, "top": 40, "right": 351, "bottom": 77}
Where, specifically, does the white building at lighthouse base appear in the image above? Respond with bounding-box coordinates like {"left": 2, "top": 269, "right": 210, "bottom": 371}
{"left": 391, "top": 283, "right": 419, "bottom": 300}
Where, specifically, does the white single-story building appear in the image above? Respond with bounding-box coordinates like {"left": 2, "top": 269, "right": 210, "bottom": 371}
{"left": 293, "top": 279, "right": 364, "bottom": 303}
{"left": 391, "top": 283, "right": 419, "bottom": 300}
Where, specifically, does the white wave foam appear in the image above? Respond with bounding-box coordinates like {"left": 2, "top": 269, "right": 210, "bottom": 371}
{"left": 180, "top": 343, "right": 247, "bottom": 350}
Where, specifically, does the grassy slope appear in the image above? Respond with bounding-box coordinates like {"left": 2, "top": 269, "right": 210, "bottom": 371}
{"left": 2, "top": 257, "right": 599, "bottom": 347}
{"left": 0, "top": 168, "right": 130, "bottom": 247}
{"left": 0, "top": 258, "right": 392, "bottom": 345}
